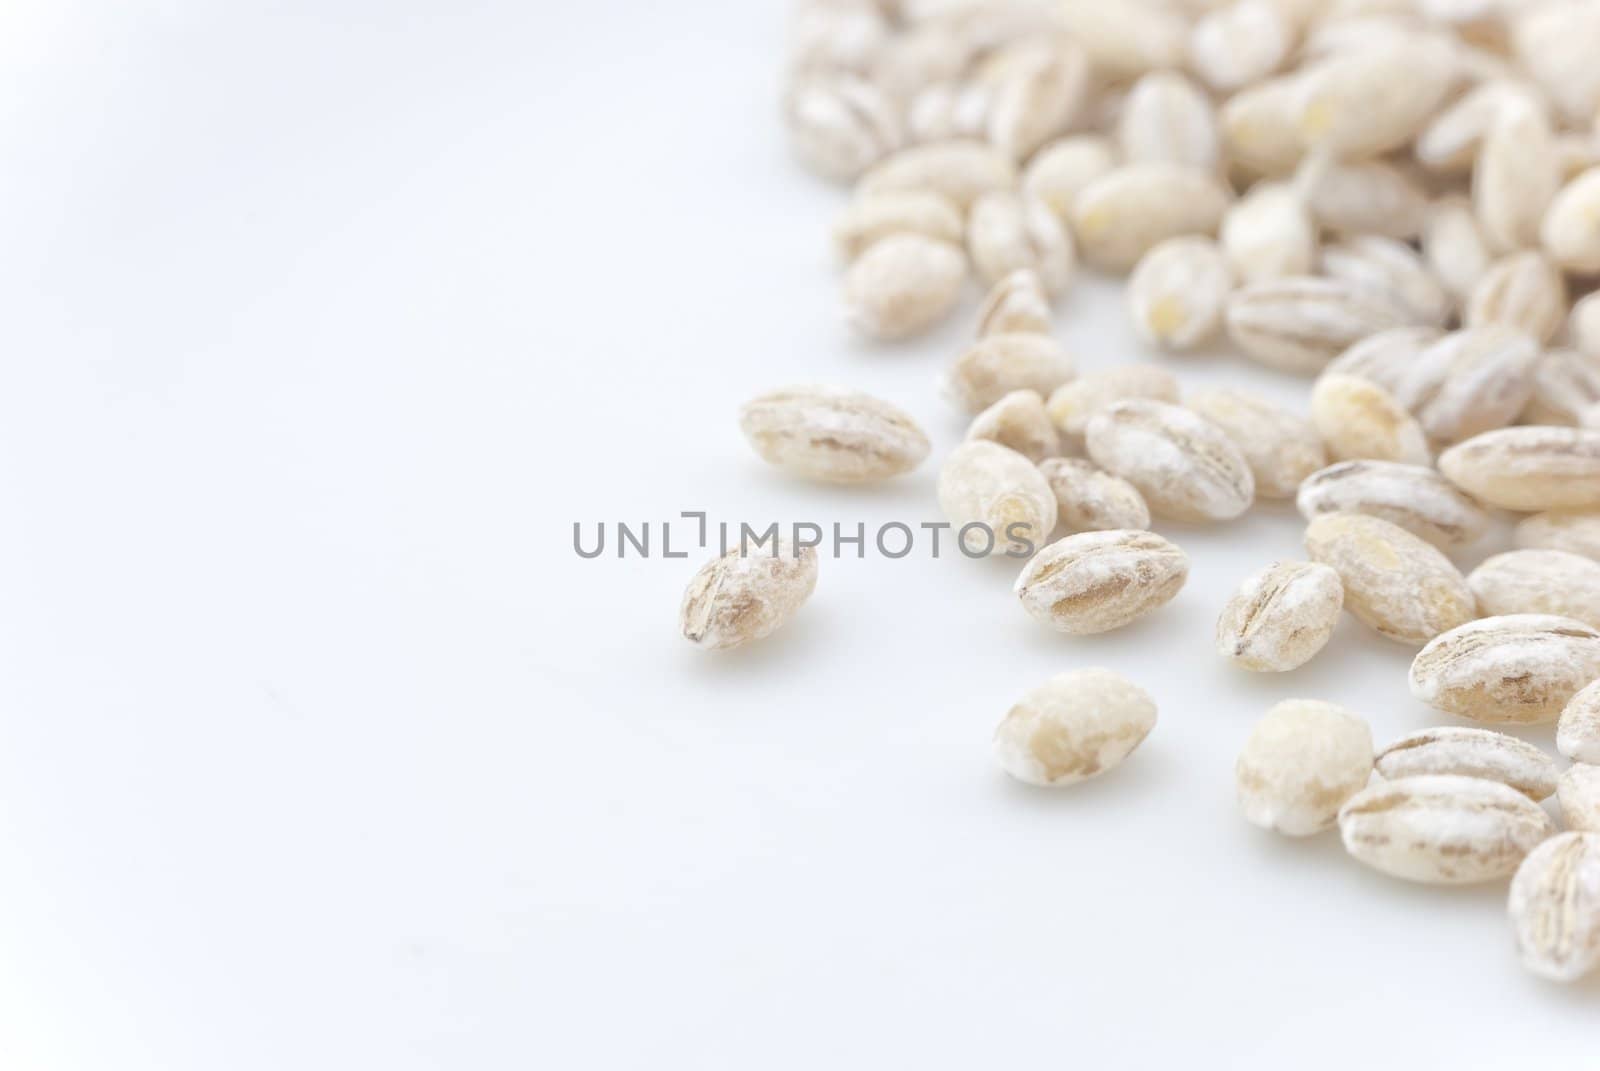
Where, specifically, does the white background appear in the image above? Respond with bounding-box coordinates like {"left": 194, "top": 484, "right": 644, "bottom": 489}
{"left": 1, "top": 2, "right": 1594, "bottom": 1068}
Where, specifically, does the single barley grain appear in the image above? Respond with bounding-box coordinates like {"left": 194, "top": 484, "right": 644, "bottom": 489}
{"left": 1410, "top": 614, "right": 1600, "bottom": 724}
{"left": 1037, "top": 458, "right": 1151, "bottom": 534}
{"left": 1304, "top": 512, "right": 1476, "bottom": 646}
{"left": 680, "top": 541, "right": 819, "bottom": 650}
{"left": 1297, "top": 460, "right": 1489, "bottom": 548}
{"left": 1085, "top": 399, "right": 1255, "bottom": 522}
{"left": 1339, "top": 775, "right": 1555, "bottom": 884}
{"left": 1015, "top": 529, "right": 1189, "bottom": 634}
{"left": 1375, "top": 727, "right": 1559, "bottom": 801}
{"left": 1217, "top": 562, "right": 1345, "bottom": 673}
{"left": 1508, "top": 833, "right": 1600, "bottom": 982}
{"left": 993, "top": 668, "right": 1158, "bottom": 787}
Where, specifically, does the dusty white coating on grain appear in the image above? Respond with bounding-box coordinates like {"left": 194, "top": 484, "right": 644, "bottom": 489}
{"left": 1216, "top": 562, "right": 1344, "bottom": 673}
{"left": 1466, "top": 251, "right": 1566, "bottom": 344}
{"left": 1014, "top": 529, "right": 1188, "bottom": 635}
{"left": 1468, "top": 550, "right": 1600, "bottom": 629}
{"left": 1338, "top": 775, "right": 1556, "bottom": 885}
{"left": 1235, "top": 700, "right": 1373, "bottom": 837}
{"left": 1517, "top": 510, "right": 1600, "bottom": 562}
{"left": 679, "top": 542, "right": 819, "bottom": 651}
{"left": 1409, "top": 614, "right": 1600, "bottom": 725}
{"left": 1070, "top": 163, "right": 1230, "bottom": 271}
{"left": 1037, "top": 458, "right": 1150, "bottom": 534}
{"left": 1126, "top": 237, "right": 1232, "bottom": 351}
{"left": 1558, "top": 680, "right": 1600, "bottom": 764}
{"left": 976, "top": 269, "right": 1051, "bottom": 339}
{"left": 1524, "top": 349, "right": 1600, "bottom": 427}
{"left": 964, "top": 390, "right": 1060, "bottom": 463}
{"left": 1116, "top": 70, "right": 1218, "bottom": 171}
{"left": 843, "top": 234, "right": 966, "bottom": 340}
{"left": 831, "top": 190, "right": 964, "bottom": 261}
{"left": 967, "top": 191, "right": 1075, "bottom": 294}
{"left": 1387, "top": 325, "right": 1540, "bottom": 444}
{"left": 1180, "top": 389, "right": 1320, "bottom": 501}
{"left": 1085, "top": 400, "right": 1254, "bottom": 522}
{"left": 740, "top": 386, "right": 931, "bottom": 483}
{"left": 1227, "top": 276, "right": 1414, "bottom": 376}
{"left": 993, "top": 668, "right": 1157, "bottom": 788}
{"left": 1508, "top": 832, "right": 1600, "bottom": 982}
{"left": 1439, "top": 426, "right": 1600, "bottom": 512}
{"left": 1220, "top": 181, "right": 1316, "bottom": 283}
{"left": 1558, "top": 766, "right": 1600, "bottom": 834}
{"left": 1296, "top": 460, "right": 1488, "bottom": 549}
{"left": 937, "top": 441, "right": 1057, "bottom": 559}
{"left": 1375, "top": 728, "right": 1559, "bottom": 801}
{"left": 1303, "top": 512, "right": 1476, "bottom": 646}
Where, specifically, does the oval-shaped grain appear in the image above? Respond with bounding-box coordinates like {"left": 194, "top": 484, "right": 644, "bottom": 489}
{"left": 1439, "top": 426, "right": 1600, "bottom": 512}
{"left": 1045, "top": 365, "right": 1179, "bottom": 447}
{"left": 859, "top": 138, "right": 1018, "bottom": 209}
{"left": 680, "top": 542, "right": 819, "bottom": 650}
{"left": 937, "top": 441, "right": 1058, "bottom": 559}
{"left": 1304, "top": 512, "right": 1476, "bottom": 646}
{"left": 1339, "top": 775, "right": 1556, "bottom": 884}
{"left": 1508, "top": 832, "right": 1600, "bottom": 982}
{"left": 965, "top": 390, "right": 1061, "bottom": 463}
{"left": 944, "top": 333, "right": 1076, "bottom": 414}
{"left": 1085, "top": 400, "right": 1254, "bottom": 522}
{"left": 1014, "top": 529, "right": 1188, "bottom": 635}
{"left": 1296, "top": 461, "right": 1489, "bottom": 549}
{"left": 993, "top": 668, "right": 1158, "bottom": 787}
{"left": 1409, "top": 614, "right": 1600, "bottom": 724}
{"left": 1310, "top": 373, "right": 1430, "bottom": 466}
{"left": 1516, "top": 509, "right": 1600, "bottom": 561}
{"left": 1126, "top": 237, "right": 1233, "bottom": 350}
{"left": 1468, "top": 550, "right": 1600, "bottom": 628}
{"left": 1558, "top": 765, "right": 1600, "bottom": 834}
{"left": 1390, "top": 326, "right": 1542, "bottom": 445}
{"left": 1227, "top": 277, "right": 1413, "bottom": 375}
{"left": 1216, "top": 561, "right": 1344, "bottom": 673}
{"left": 740, "top": 386, "right": 930, "bottom": 484}
{"left": 843, "top": 234, "right": 966, "bottom": 340}
{"left": 1037, "top": 458, "right": 1150, "bottom": 534}
{"left": 1375, "top": 727, "right": 1559, "bottom": 801}
{"left": 1558, "top": 679, "right": 1600, "bottom": 764}
{"left": 1185, "top": 391, "right": 1322, "bottom": 501}
{"left": 1236, "top": 699, "right": 1373, "bottom": 836}
{"left": 1071, "top": 164, "right": 1230, "bottom": 271}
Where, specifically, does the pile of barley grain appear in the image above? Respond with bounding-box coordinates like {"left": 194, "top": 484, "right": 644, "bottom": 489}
{"left": 688, "top": 0, "right": 1600, "bottom": 985}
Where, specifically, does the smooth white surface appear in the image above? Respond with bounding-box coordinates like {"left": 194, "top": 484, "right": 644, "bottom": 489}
{"left": 1, "top": 4, "right": 1595, "bottom": 1069}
